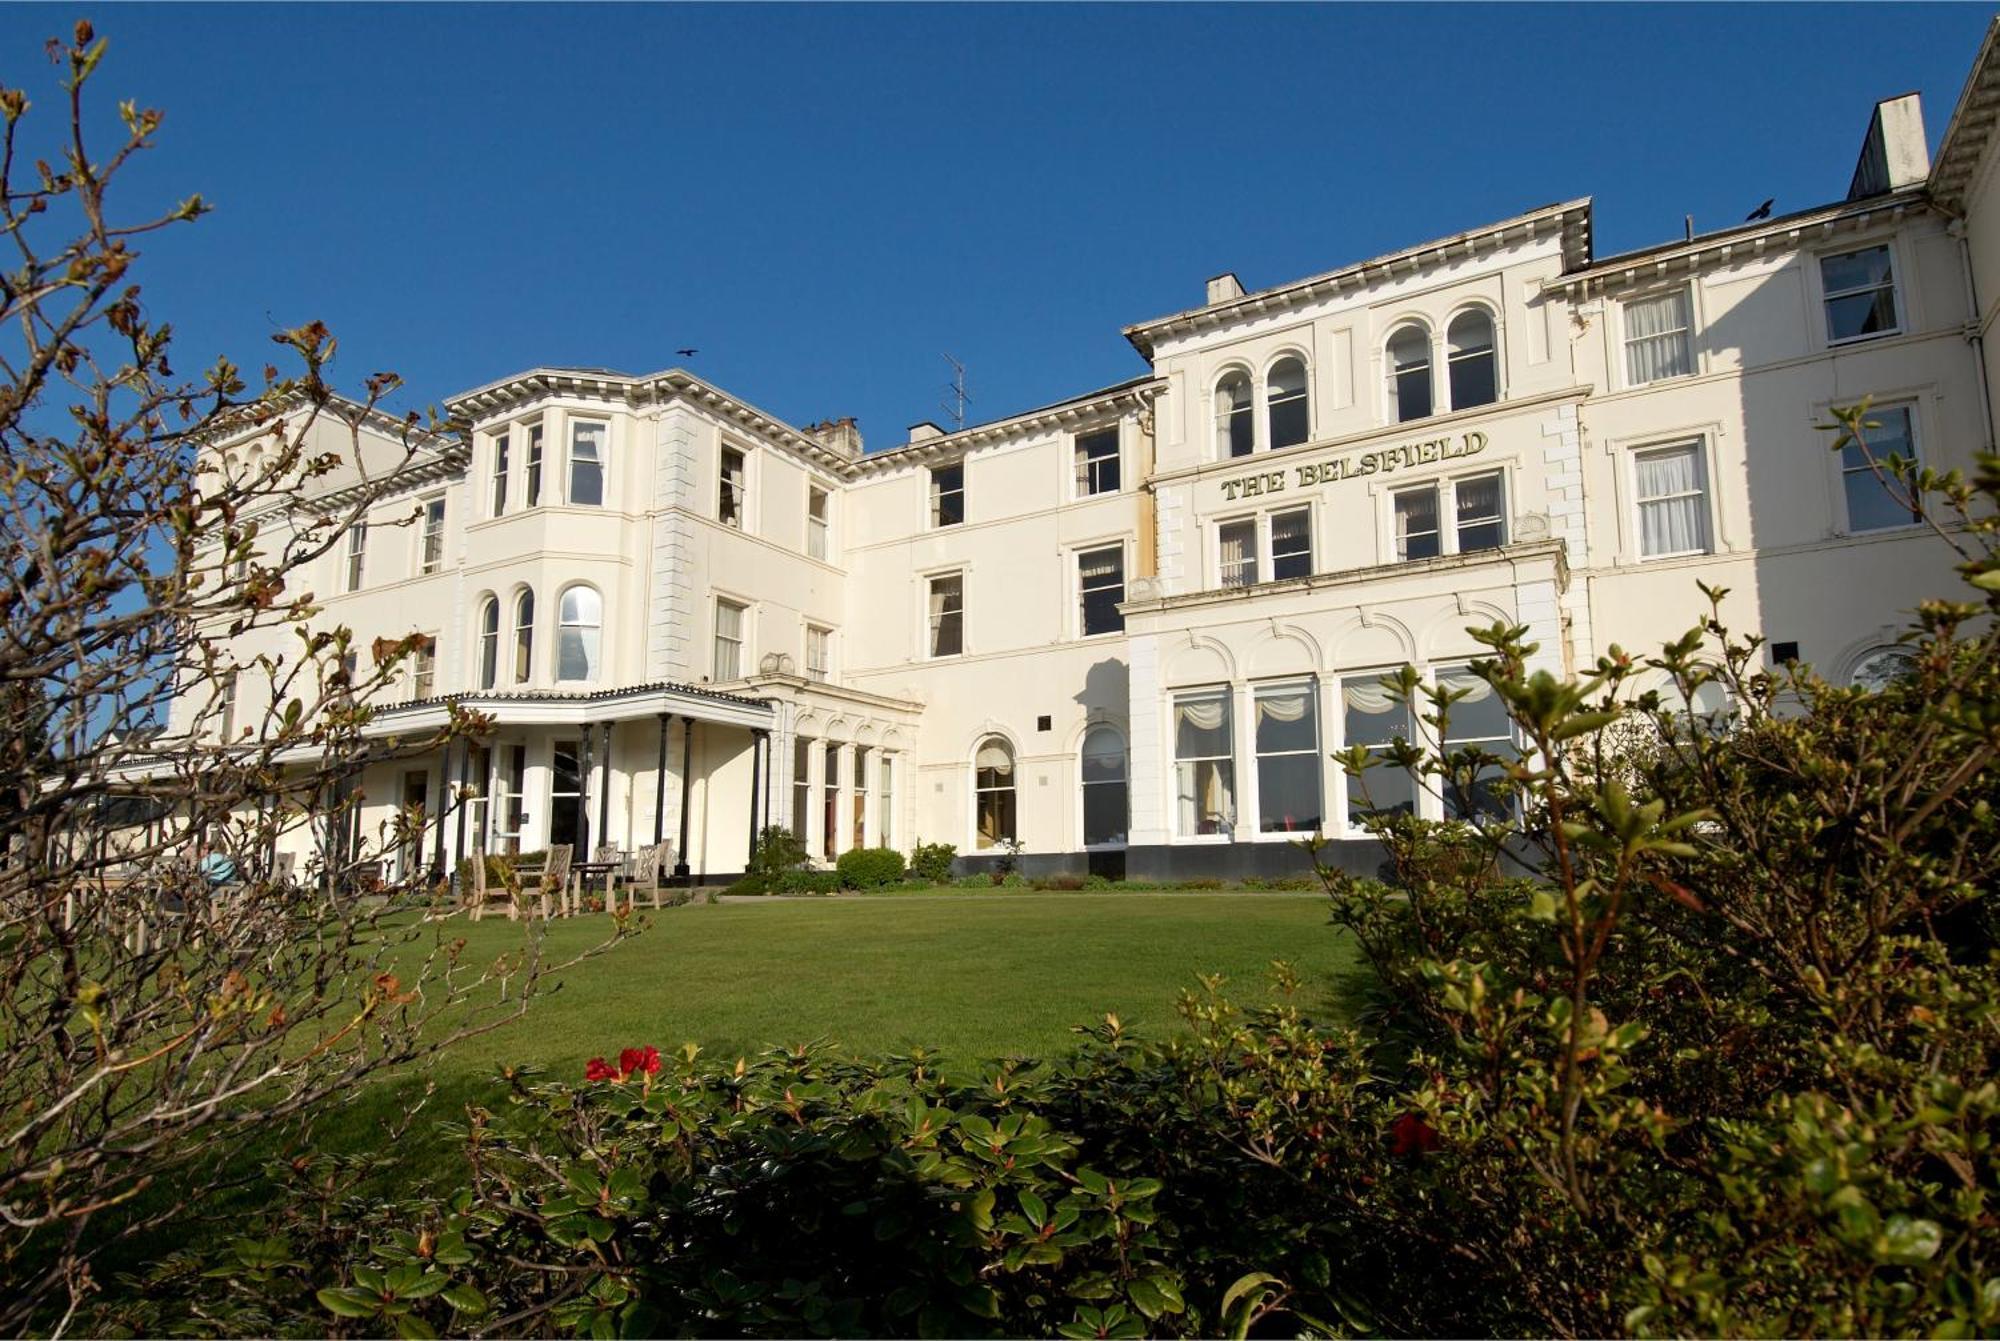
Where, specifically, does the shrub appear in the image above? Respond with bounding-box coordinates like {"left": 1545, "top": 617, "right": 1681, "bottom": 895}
{"left": 774, "top": 869, "right": 841, "bottom": 895}
{"left": 990, "top": 836, "right": 1025, "bottom": 885}
{"left": 909, "top": 839, "right": 957, "bottom": 884}
{"left": 835, "top": 846, "right": 906, "bottom": 889}
{"left": 1031, "top": 873, "right": 1085, "bottom": 891}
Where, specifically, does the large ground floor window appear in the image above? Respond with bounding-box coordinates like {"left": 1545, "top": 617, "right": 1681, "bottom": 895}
{"left": 1174, "top": 689, "right": 1234, "bottom": 836}
{"left": 550, "top": 740, "right": 584, "bottom": 851}
{"left": 974, "top": 737, "right": 1016, "bottom": 849}
{"left": 1255, "top": 682, "right": 1321, "bottom": 834}
{"left": 1081, "top": 727, "right": 1127, "bottom": 846}
{"left": 1344, "top": 678, "right": 1415, "bottom": 827}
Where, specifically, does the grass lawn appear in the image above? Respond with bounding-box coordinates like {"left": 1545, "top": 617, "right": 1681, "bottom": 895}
{"left": 87, "top": 889, "right": 1366, "bottom": 1290}
{"left": 421, "top": 888, "right": 1361, "bottom": 1076}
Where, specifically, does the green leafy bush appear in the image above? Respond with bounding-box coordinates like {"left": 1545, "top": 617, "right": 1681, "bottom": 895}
{"left": 774, "top": 869, "right": 841, "bottom": 895}
{"left": 1030, "top": 874, "right": 1085, "bottom": 891}
{"left": 909, "top": 840, "right": 956, "bottom": 884}
{"left": 835, "top": 846, "right": 906, "bottom": 889}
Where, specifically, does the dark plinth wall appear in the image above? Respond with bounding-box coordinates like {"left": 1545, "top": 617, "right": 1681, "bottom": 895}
{"left": 954, "top": 837, "right": 1390, "bottom": 883}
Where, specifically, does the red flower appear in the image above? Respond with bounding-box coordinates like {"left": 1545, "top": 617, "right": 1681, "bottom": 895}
{"left": 619, "top": 1045, "right": 661, "bottom": 1077}
{"left": 1389, "top": 1112, "right": 1442, "bottom": 1158}
{"left": 585, "top": 1056, "right": 618, "bottom": 1082}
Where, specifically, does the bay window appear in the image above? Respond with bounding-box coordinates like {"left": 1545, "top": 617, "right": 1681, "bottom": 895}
{"left": 1174, "top": 689, "right": 1235, "bottom": 836}
{"left": 1344, "top": 677, "right": 1415, "bottom": 826}
{"left": 568, "top": 421, "right": 605, "bottom": 506}
{"left": 524, "top": 421, "right": 544, "bottom": 507}
{"left": 512, "top": 588, "right": 534, "bottom": 684}
{"left": 555, "top": 585, "right": 600, "bottom": 683}
{"left": 1254, "top": 682, "right": 1321, "bottom": 834}
{"left": 490, "top": 429, "right": 510, "bottom": 517}
{"left": 1438, "top": 666, "right": 1515, "bottom": 822}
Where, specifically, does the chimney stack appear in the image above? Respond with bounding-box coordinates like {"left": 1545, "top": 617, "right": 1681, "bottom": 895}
{"left": 1848, "top": 93, "right": 1930, "bottom": 199}
{"left": 807, "top": 417, "right": 863, "bottom": 459}
{"left": 1206, "top": 272, "right": 1245, "bottom": 305}
{"left": 907, "top": 421, "right": 948, "bottom": 444}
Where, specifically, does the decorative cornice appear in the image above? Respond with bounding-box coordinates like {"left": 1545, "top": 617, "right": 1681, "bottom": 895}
{"left": 846, "top": 376, "right": 1167, "bottom": 476}
{"left": 1930, "top": 16, "right": 2000, "bottom": 217}
{"left": 1543, "top": 187, "right": 1932, "bottom": 299}
{"left": 1121, "top": 200, "right": 1593, "bottom": 359}
{"left": 1120, "top": 540, "right": 1570, "bottom": 618}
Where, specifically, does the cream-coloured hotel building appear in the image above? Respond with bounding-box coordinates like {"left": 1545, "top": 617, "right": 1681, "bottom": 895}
{"left": 179, "top": 23, "right": 2000, "bottom": 883}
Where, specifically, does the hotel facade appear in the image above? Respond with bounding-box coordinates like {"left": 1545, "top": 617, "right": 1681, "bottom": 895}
{"left": 178, "top": 23, "right": 2000, "bottom": 884}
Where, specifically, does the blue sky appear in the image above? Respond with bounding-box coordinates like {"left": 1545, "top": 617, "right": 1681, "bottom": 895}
{"left": 2, "top": 3, "right": 1989, "bottom": 448}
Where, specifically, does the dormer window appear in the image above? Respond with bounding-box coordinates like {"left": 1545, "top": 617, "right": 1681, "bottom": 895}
{"left": 1386, "top": 324, "right": 1433, "bottom": 422}
{"left": 1266, "top": 357, "right": 1309, "bottom": 449}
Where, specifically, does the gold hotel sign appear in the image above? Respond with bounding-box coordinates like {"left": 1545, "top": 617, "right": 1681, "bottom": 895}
{"left": 1217, "top": 430, "right": 1488, "bottom": 501}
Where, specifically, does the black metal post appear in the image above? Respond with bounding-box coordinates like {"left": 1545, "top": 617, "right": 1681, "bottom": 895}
{"left": 674, "top": 715, "right": 694, "bottom": 883}
{"left": 654, "top": 713, "right": 670, "bottom": 844}
{"left": 453, "top": 738, "right": 469, "bottom": 869}
{"left": 746, "top": 728, "right": 764, "bottom": 862}
{"left": 577, "top": 725, "right": 593, "bottom": 858}
{"left": 597, "top": 721, "right": 613, "bottom": 850}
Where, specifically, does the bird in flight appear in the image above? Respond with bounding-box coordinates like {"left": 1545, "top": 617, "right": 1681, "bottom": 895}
{"left": 1745, "top": 199, "right": 1774, "bottom": 221}
{"left": 676, "top": 348, "right": 699, "bottom": 357}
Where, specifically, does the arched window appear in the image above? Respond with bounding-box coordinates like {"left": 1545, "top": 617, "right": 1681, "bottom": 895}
{"left": 973, "top": 736, "right": 1016, "bottom": 850}
{"left": 556, "top": 586, "right": 601, "bottom": 683}
{"left": 512, "top": 588, "right": 535, "bottom": 685}
{"left": 477, "top": 597, "right": 500, "bottom": 690}
{"left": 1081, "top": 727, "right": 1128, "bottom": 848}
{"left": 1446, "top": 309, "right": 1497, "bottom": 410}
{"left": 1215, "top": 372, "right": 1254, "bottom": 459}
{"left": 1386, "top": 324, "right": 1433, "bottom": 423}
{"left": 1850, "top": 645, "right": 1916, "bottom": 692}
{"left": 1266, "top": 356, "right": 1309, "bottom": 450}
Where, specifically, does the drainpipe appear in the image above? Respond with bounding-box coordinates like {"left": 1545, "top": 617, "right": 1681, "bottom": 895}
{"left": 1953, "top": 219, "right": 1998, "bottom": 455}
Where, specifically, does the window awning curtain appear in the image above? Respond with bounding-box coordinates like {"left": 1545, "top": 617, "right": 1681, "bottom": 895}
{"left": 1435, "top": 667, "right": 1495, "bottom": 702}
{"left": 1342, "top": 679, "right": 1401, "bottom": 713}
{"left": 1176, "top": 697, "right": 1227, "bottom": 732}
{"left": 975, "top": 739, "right": 1013, "bottom": 775}
{"left": 1255, "top": 687, "right": 1311, "bottom": 723}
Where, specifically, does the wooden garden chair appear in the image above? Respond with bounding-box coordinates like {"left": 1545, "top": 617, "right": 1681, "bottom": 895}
{"left": 467, "top": 847, "right": 517, "bottom": 921}
{"left": 521, "top": 843, "right": 573, "bottom": 918}
{"left": 590, "top": 842, "right": 621, "bottom": 915}
{"left": 627, "top": 841, "right": 668, "bottom": 911}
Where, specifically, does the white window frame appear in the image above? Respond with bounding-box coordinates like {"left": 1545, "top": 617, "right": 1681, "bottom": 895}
{"left": 719, "top": 444, "right": 748, "bottom": 530}
{"left": 343, "top": 520, "right": 367, "bottom": 593}
{"left": 477, "top": 596, "right": 500, "bottom": 690}
{"left": 1269, "top": 505, "right": 1313, "bottom": 581}
{"left": 1619, "top": 285, "right": 1698, "bottom": 388}
{"left": 1384, "top": 320, "right": 1435, "bottom": 425}
{"left": 523, "top": 420, "right": 545, "bottom": 508}
{"left": 1442, "top": 305, "right": 1501, "bottom": 412}
{"left": 1249, "top": 678, "right": 1323, "bottom": 840}
{"left": 806, "top": 484, "right": 831, "bottom": 559}
{"left": 713, "top": 596, "right": 747, "bottom": 681}
{"left": 567, "top": 419, "right": 608, "bottom": 508}
{"left": 1171, "top": 686, "right": 1236, "bottom": 841}
{"left": 1073, "top": 425, "right": 1123, "bottom": 497}
{"left": 1835, "top": 398, "right": 1924, "bottom": 535}
{"left": 512, "top": 587, "right": 535, "bottom": 686}
{"left": 1216, "top": 515, "right": 1259, "bottom": 588}
{"left": 1630, "top": 438, "right": 1714, "bottom": 559}
{"left": 1214, "top": 370, "right": 1256, "bottom": 460}
{"left": 553, "top": 584, "right": 601, "bottom": 684}
{"left": 418, "top": 493, "right": 447, "bottom": 575}
{"left": 805, "top": 624, "right": 832, "bottom": 682}
{"left": 1077, "top": 724, "right": 1129, "bottom": 851}
{"left": 924, "top": 569, "right": 965, "bottom": 660}
{"left": 489, "top": 429, "right": 510, "bottom": 518}
{"left": 1819, "top": 241, "right": 1903, "bottom": 347}
{"left": 1434, "top": 662, "right": 1518, "bottom": 824}
{"left": 930, "top": 461, "right": 966, "bottom": 528}
{"left": 410, "top": 633, "right": 438, "bottom": 701}
{"left": 1075, "top": 541, "right": 1126, "bottom": 639}
{"left": 1384, "top": 467, "right": 1509, "bottom": 564}
{"left": 1264, "top": 354, "right": 1312, "bottom": 451}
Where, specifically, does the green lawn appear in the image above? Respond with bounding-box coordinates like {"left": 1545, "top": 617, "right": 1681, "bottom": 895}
{"left": 95, "top": 889, "right": 1365, "bottom": 1286}
{"left": 424, "top": 889, "right": 1361, "bottom": 1075}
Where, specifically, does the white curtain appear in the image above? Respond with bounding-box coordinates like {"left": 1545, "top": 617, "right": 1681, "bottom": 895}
{"left": 1219, "top": 522, "right": 1255, "bottom": 584}
{"left": 1177, "top": 697, "right": 1227, "bottom": 732}
{"left": 1625, "top": 289, "right": 1693, "bottom": 384}
{"left": 975, "top": 738, "right": 1013, "bottom": 775}
{"left": 1079, "top": 548, "right": 1121, "bottom": 583}
{"left": 1255, "top": 688, "right": 1311, "bottom": 723}
{"left": 1436, "top": 668, "right": 1495, "bottom": 702}
{"left": 1342, "top": 679, "right": 1401, "bottom": 713}
{"left": 929, "top": 576, "right": 957, "bottom": 617}
{"left": 1636, "top": 445, "right": 1706, "bottom": 555}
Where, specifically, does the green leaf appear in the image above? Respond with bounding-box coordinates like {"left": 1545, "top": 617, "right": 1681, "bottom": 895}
{"left": 1019, "top": 1188, "right": 1048, "bottom": 1229}
{"left": 441, "top": 1283, "right": 489, "bottom": 1314}
{"left": 1221, "top": 1271, "right": 1283, "bottom": 1319}
{"left": 1880, "top": 1215, "right": 1943, "bottom": 1264}
{"left": 393, "top": 1313, "right": 439, "bottom": 1340}
{"left": 317, "top": 1287, "right": 380, "bottom": 1319}
{"left": 1528, "top": 889, "right": 1559, "bottom": 922}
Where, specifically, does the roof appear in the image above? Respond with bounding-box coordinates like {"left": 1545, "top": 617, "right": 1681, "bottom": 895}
{"left": 849, "top": 374, "right": 1166, "bottom": 472}
{"left": 1121, "top": 199, "right": 1593, "bottom": 358}
{"left": 1544, "top": 185, "right": 1932, "bottom": 297}
{"left": 1931, "top": 15, "right": 2000, "bottom": 215}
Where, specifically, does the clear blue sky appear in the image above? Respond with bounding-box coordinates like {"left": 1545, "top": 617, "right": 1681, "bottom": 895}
{"left": 3, "top": 3, "right": 1989, "bottom": 448}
